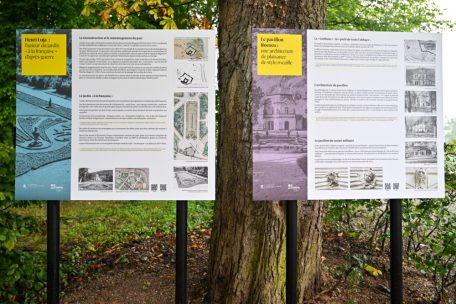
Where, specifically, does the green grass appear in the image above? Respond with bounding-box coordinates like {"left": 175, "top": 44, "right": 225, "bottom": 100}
{"left": 15, "top": 200, "right": 214, "bottom": 252}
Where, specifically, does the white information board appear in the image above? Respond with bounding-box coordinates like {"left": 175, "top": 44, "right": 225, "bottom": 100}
{"left": 16, "top": 29, "right": 216, "bottom": 200}
{"left": 307, "top": 30, "right": 444, "bottom": 199}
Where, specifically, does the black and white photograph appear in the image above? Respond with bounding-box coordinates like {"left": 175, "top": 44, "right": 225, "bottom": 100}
{"left": 174, "top": 167, "right": 208, "bottom": 189}
{"left": 405, "top": 91, "right": 436, "bottom": 113}
{"left": 350, "top": 167, "right": 383, "bottom": 190}
{"left": 406, "top": 167, "right": 438, "bottom": 190}
{"left": 406, "top": 66, "right": 435, "bottom": 87}
{"left": 315, "top": 168, "right": 348, "bottom": 190}
{"left": 405, "top": 116, "right": 437, "bottom": 138}
{"left": 405, "top": 141, "right": 437, "bottom": 164}
{"left": 404, "top": 40, "right": 436, "bottom": 63}
{"left": 78, "top": 168, "right": 113, "bottom": 191}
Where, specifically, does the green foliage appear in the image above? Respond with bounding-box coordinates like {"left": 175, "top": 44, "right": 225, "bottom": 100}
{"left": 16, "top": 201, "right": 213, "bottom": 250}
{"left": 81, "top": 0, "right": 216, "bottom": 29}
{"left": 326, "top": 145, "right": 456, "bottom": 302}
{"left": 0, "top": 1, "right": 96, "bottom": 302}
{"left": 0, "top": 251, "right": 47, "bottom": 304}
{"left": 324, "top": 1, "right": 456, "bottom": 301}
{"left": 327, "top": 0, "right": 455, "bottom": 31}
{"left": 445, "top": 118, "right": 456, "bottom": 144}
{"left": 403, "top": 195, "right": 456, "bottom": 302}
{"left": 445, "top": 143, "right": 456, "bottom": 191}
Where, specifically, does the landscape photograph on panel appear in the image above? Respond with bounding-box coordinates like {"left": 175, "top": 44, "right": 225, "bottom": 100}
{"left": 173, "top": 167, "right": 208, "bottom": 190}
{"left": 15, "top": 29, "right": 72, "bottom": 200}
{"left": 251, "top": 76, "right": 307, "bottom": 200}
{"left": 78, "top": 168, "right": 113, "bottom": 191}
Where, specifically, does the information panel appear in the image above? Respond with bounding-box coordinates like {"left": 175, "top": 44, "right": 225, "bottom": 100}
{"left": 307, "top": 30, "right": 444, "bottom": 199}
{"left": 16, "top": 29, "right": 216, "bottom": 200}
{"left": 252, "top": 29, "right": 307, "bottom": 200}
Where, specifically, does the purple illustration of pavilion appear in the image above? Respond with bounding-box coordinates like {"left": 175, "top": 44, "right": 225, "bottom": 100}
{"left": 253, "top": 89, "right": 306, "bottom": 133}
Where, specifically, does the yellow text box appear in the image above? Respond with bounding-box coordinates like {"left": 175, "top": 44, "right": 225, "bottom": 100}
{"left": 21, "top": 34, "right": 67, "bottom": 76}
{"left": 257, "top": 34, "right": 302, "bottom": 76}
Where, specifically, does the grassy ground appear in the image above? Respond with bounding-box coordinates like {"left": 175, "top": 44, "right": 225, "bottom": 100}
{"left": 12, "top": 200, "right": 213, "bottom": 299}
{"left": 15, "top": 200, "right": 214, "bottom": 252}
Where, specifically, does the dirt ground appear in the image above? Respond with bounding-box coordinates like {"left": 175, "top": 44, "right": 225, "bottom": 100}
{"left": 63, "top": 231, "right": 209, "bottom": 304}
{"left": 62, "top": 230, "right": 438, "bottom": 304}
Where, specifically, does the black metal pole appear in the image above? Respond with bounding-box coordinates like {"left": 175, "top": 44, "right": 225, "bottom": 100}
{"left": 286, "top": 200, "right": 297, "bottom": 304}
{"left": 176, "top": 200, "right": 188, "bottom": 304}
{"left": 390, "top": 199, "right": 403, "bottom": 304}
{"left": 47, "top": 200, "right": 60, "bottom": 304}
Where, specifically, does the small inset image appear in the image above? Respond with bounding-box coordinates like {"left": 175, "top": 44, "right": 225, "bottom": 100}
{"left": 405, "top": 91, "right": 436, "bottom": 113}
{"left": 78, "top": 168, "right": 113, "bottom": 191}
{"left": 406, "top": 167, "right": 438, "bottom": 190}
{"left": 115, "top": 168, "right": 149, "bottom": 191}
{"left": 174, "top": 37, "right": 208, "bottom": 60}
{"left": 174, "top": 92, "right": 209, "bottom": 160}
{"left": 405, "top": 141, "right": 437, "bottom": 164}
{"left": 405, "top": 116, "right": 437, "bottom": 138}
{"left": 350, "top": 167, "right": 383, "bottom": 190}
{"left": 174, "top": 167, "right": 208, "bottom": 189}
{"left": 404, "top": 40, "right": 436, "bottom": 63}
{"left": 315, "top": 168, "right": 348, "bottom": 190}
{"left": 176, "top": 63, "right": 207, "bottom": 87}
{"left": 406, "top": 66, "right": 435, "bottom": 87}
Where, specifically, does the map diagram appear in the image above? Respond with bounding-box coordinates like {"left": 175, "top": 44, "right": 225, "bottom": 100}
{"left": 115, "top": 168, "right": 149, "bottom": 191}
{"left": 405, "top": 40, "right": 436, "bottom": 63}
{"left": 174, "top": 92, "right": 208, "bottom": 160}
{"left": 176, "top": 63, "right": 207, "bottom": 88}
{"left": 174, "top": 37, "right": 208, "bottom": 60}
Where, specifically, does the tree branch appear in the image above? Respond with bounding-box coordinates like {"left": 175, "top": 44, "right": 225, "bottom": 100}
{"left": 120, "top": 0, "right": 200, "bottom": 20}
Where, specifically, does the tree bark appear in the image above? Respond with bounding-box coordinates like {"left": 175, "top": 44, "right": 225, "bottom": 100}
{"left": 209, "top": 0, "right": 326, "bottom": 303}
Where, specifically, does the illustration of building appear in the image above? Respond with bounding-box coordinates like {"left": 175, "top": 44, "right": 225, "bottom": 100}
{"left": 406, "top": 67, "right": 435, "bottom": 86}
{"left": 261, "top": 93, "right": 305, "bottom": 131}
{"left": 406, "top": 116, "right": 437, "bottom": 138}
{"left": 405, "top": 91, "right": 436, "bottom": 113}
{"left": 405, "top": 142, "right": 437, "bottom": 161}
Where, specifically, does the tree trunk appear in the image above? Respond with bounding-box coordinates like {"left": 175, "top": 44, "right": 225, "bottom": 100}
{"left": 209, "top": 0, "right": 326, "bottom": 303}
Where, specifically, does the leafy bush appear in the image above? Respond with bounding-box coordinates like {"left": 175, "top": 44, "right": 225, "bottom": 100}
{"left": 325, "top": 144, "right": 456, "bottom": 302}
{"left": 0, "top": 1, "right": 91, "bottom": 302}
